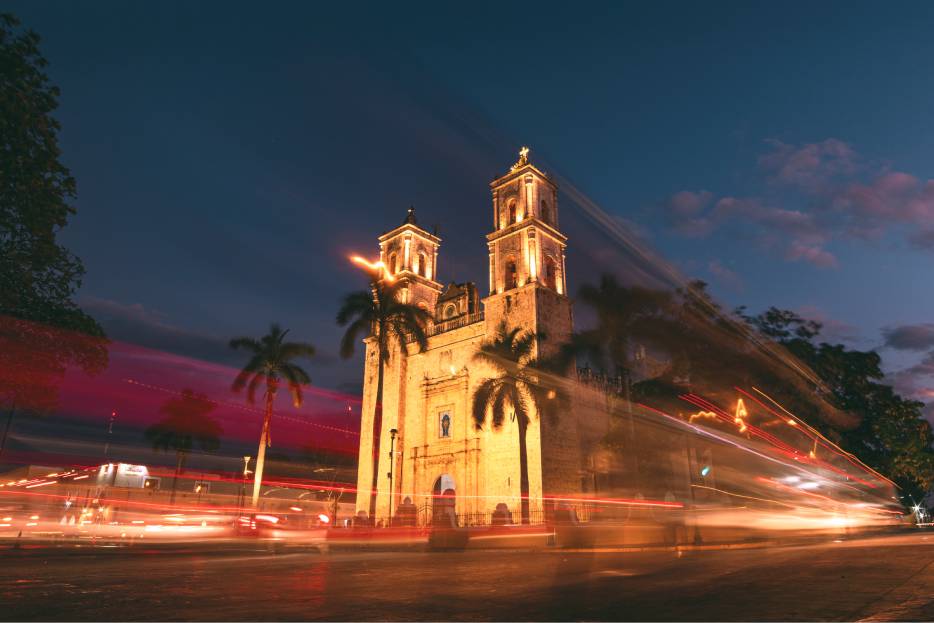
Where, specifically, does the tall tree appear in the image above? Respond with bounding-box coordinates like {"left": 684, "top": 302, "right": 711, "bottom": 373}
{"left": 471, "top": 322, "right": 567, "bottom": 524}
{"left": 0, "top": 13, "right": 103, "bottom": 336}
{"left": 230, "top": 323, "right": 315, "bottom": 507}
{"left": 573, "top": 274, "right": 675, "bottom": 390}
{"left": 337, "top": 279, "right": 431, "bottom": 519}
{"left": 742, "top": 308, "right": 934, "bottom": 503}
{"left": 144, "top": 389, "right": 222, "bottom": 503}
{"left": 0, "top": 14, "right": 107, "bottom": 463}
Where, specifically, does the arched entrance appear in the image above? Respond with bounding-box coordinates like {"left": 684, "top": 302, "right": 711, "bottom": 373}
{"left": 432, "top": 474, "right": 456, "bottom": 527}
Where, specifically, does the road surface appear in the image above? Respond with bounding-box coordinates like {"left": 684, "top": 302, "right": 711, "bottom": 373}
{"left": 1, "top": 533, "right": 932, "bottom": 621}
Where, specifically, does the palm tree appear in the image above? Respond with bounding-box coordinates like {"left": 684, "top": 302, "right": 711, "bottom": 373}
{"left": 337, "top": 279, "right": 431, "bottom": 519}
{"left": 144, "top": 388, "right": 222, "bottom": 503}
{"left": 471, "top": 322, "right": 567, "bottom": 524}
{"left": 574, "top": 274, "right": 674, "bottom": 390}
{"left": 229, "top": 323, "right": 316, "bottom": 507}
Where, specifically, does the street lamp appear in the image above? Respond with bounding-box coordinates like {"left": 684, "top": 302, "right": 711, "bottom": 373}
{"left": 388, "top": 428, "right": 398, "bottom": 524}
{"left": 238, "top": 456, "right": 252, "bottom": 513}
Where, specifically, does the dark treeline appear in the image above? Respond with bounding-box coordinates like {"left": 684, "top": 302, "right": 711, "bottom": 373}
{"left": 565, "top": 273, "right": 934, "bottom": 505}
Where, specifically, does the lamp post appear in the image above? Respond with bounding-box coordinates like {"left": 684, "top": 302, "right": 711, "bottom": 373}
{"left": 239, "top": 456, "right": 251, "bottom": 514}
{"left": 103, "top": 410, "right": 117, "bottom": 459}
{"left": 387, "top": 428, "right": 398, "bottom": 524}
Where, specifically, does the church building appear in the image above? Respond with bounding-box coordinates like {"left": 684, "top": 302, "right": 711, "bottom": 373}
{"left": 355, "top": 149, "right": 588, "bottom": 525}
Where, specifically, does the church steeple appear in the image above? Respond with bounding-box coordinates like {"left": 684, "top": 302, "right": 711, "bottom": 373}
{"left": 377, "top": 206, "right": 443, "bottom": 310}
{"left": 486, "top": 147, "right": 568, "bottom": 296}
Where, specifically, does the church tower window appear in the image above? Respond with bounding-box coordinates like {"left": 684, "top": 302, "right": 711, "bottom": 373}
{"left": 544, "top": 255, "right": 557, "bottom": 290}
{"left": 417, "top": 251, "right": 427, "bottom": 277}
{"left": 541, "top": 200, "right": 550, "bottom": 224}
{"left": 504, "top": 258, "right": 518, "bottom": 290}
{"left": 388, "top": 252, "right": 398, "bottom": 275}
{"left": 508, "top": 201, "right": 517, "bottom": 226}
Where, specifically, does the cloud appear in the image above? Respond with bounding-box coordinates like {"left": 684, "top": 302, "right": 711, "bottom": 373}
{"left": 784, "top": 241, "right": 838, "bottom": 268}
{"left": 659, "top": 190, "right": 715, "bottom": 237}
{"left": 658, "top": 138, "right": 934, "bottom": 267}
{"left": 660, "top": 192, "right": 837, "bottom": 268}
{"left": 882, "top": 323, "right": 934, "bottom": 351}
{"left": 795, "top": 305, "right": 863, "bottom": 345}
{"left": 831, "top": 173, "right": 934, "bottom": 239}
{"left": 758, "top": 138, "right": 859, "bottom": 192}
{"left": 888, "top": 350, "right": 934, "bottom": 423}
{"left": 909, "top": 229, "right": 934, "bottom": 250}
{"left": 706, "top": 259, "right": 743, "bottom": 290}
{"left": 80, "top": 296, "right": 238, "bottom": 366}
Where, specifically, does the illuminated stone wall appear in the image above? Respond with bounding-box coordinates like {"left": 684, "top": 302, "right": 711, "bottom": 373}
{"left": 355, "top": 151, "right": 597, "bottom": 525}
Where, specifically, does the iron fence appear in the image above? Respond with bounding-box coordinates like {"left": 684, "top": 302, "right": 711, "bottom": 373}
{"left": 406, "top": 311, "right": 485, "bottom": 343}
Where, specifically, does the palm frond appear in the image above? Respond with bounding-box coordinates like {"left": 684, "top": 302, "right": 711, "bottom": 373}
{"left": 229, "top": 336, "right": 261, "bottom": 352}
{"left": 339, "top": 317, "right": 371, "bottom": 359}
{"left": 471, "top": 378, "right": 499, "bottom": 430}
{"left": 280, "top": 364, "right": 309, "bottom": 407}
{"left": 510, "top": 383, "right": 530, "bottom": 428}
{"left": 232, "top": 354, "right": 264, "bottom": 392}
{"left": 282, "top": 362, "right": 311, "bottom": 386}
{"left": 336, "top": 291, "right": 375, "bottom": 326}
{"left": 280, "top": 341, "right": 316, "bottom": 359}
{"left": 246, "top": 371, "right": 264, "bottom": 405}
{"left": 513, "top": 330, "right": 536, "bottom": 362}
{"left": 286, "top": 380, "right": 304, "bottom": 408}
{"left": 491, "top": 380, "right": 511, "bottom": 430}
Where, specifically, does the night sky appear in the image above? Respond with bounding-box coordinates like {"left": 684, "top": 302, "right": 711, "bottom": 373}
{"left": 8, "top": 1, "right": 934, "bottom": 427}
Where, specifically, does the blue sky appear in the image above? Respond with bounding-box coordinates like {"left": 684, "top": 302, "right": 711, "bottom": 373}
{"left": 8, "top": 1, "right": 934, "bottom": 415}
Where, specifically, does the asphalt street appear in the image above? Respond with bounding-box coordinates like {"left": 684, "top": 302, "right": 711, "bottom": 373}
{"left": 1, "top": 533, "right": 932, "bottom": 621}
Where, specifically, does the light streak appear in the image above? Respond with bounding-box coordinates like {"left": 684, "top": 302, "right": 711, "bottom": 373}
{"left": 125, "top": 379, "right": 360, "bottom": 437}
{"left": 747, "top": 387, "right": 894, "bottom": 487}
{"left": 350, "top": 255, "right": 395, "bottom": 282}
{"left": 690, "top": 484, "right": 797, "bottom": 509}
{"left": 729, "top": 388, "right": 882, "bottom": 488}
{"left": 734, "top": 398, "right": 748, "bottom": 433}
{"left": 688, "top": 410, "right": 719, "bottom": 424}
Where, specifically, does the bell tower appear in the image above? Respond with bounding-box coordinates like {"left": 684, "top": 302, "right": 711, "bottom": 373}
{"left": 484, "top": 147, "right": 572, "bottom": 356}
{"left": 378, "top": 207, "right": 444, "bottom": 312}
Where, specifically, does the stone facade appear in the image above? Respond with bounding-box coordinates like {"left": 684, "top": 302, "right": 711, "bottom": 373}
{"left": 355, "top": 150, "right": 596, "bottom": 525}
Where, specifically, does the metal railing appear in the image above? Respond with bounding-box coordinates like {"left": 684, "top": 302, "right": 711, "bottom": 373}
{"left": 406, "top": 311, "right": 485, "bottom": 343}
{"left": 576, "top": 366, "right": 627, "bottom": 395}
{"left": 413, "top": 507, "right": 548, "bottom": 527}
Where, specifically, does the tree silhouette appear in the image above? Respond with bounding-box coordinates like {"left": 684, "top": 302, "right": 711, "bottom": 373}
{"left": 230, "top": 323, "right": 315, "bottom": 507}
{"left": 337, "top": 278, "right": 430, "bottom": 519}
{"left": 471, "top": 322, "right": 567, "bottom": 524}
{"left": 144, "top": 389, "right": 221, "bottom": 503}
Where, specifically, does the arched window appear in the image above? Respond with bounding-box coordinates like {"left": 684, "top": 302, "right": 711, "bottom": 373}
{"left": 388, "top": 253, "right": 398, "bottom": 275}
{"left": 417, "top": 252, "right": 427, "bottom": 277}
{"left": 541, "top": 200, "right": 550, "bottom": 224}
{"left": 544, "top": 256, "right": 557, "bottom": 290}
{"left": 504, "top": 258, "right": 518, "bottom": 290}
{"left": 508, "top": 201, "right": 517, "bottom": 225}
